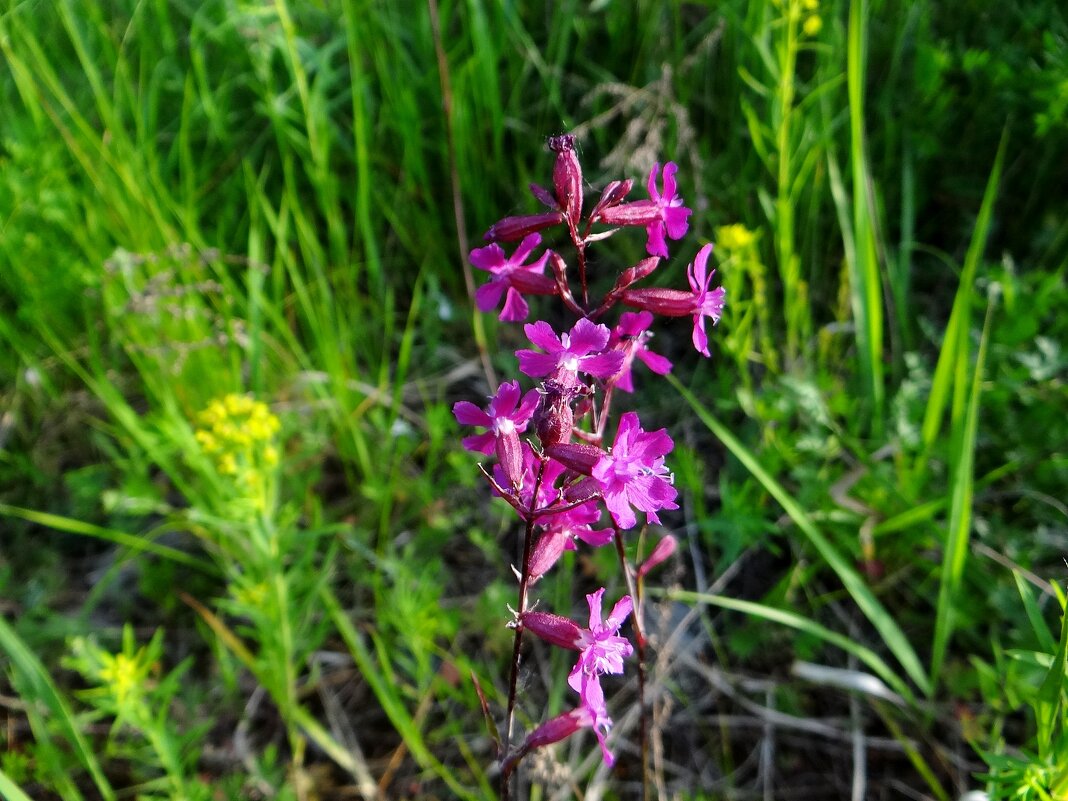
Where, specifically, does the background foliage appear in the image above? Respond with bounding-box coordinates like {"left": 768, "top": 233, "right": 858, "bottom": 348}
{"left": 1, "top": 0, "right": 1066, "bottom": 798}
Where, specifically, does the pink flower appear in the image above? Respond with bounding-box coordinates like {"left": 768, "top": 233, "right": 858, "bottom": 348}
{"left": 522, "top": 588, "right": 633, "bottom": 682}
{"left": 567, "top": 589, "right": 634, "bottom": 691}
{"left": 686, "top": 243, "right": 726, "bottom": 357}
{"left": 517, "top": 319, "right": 625, "bottom": 384}
{"left": 452, "top": 380, "right": 539, "bottom": 455}
{"left": 454, "top": 381, "right": 539, "bottom": 490}
{"left": 643, "top": 162, "right": 692, "bottom": 258}
{"left": 575, "top": 672, "right": 616, "bottom": 766}
{"left": 596, "top": 163, "right": 691, "bottom": 258}
{"left": 608, "top": 311, "right": 673, "bottom": 392}
{"left": 470, "top": 234, "right": 557, "bottom": 321}
{"left": 508, "top": 686, "right": 616, "bottom": 768}
{"left": 592, "top": 412, "right": 678, "bottom": 529}
{"left": 620, "top": 243, "right": 725, "bottom": 358}
{"left": 521, "top": 589, "right": 631, "bottom": 767}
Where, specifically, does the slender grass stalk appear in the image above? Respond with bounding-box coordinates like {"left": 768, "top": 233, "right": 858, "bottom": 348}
{"left": 0, "top": 768, "right": 35, "bottom": 801}
{"left": 913, "top": 132, "right": 1007, "bottom": 488}
{"left": 0, "top": 616, "right": 116, "bottom": 801}
{"left": 660, "top": 589, "right": 912, "bottom": 703}
{"left": 320, "top": 586, "right": 487, "bottom": 801}
{"left": 845, "top": 0, "right": 884, "bottom": 433}
{"left": 669, "top": 373, "right": 930, "bottom": 697}
{"left": 928, "top": 288, "right": 997, "bottom": 685}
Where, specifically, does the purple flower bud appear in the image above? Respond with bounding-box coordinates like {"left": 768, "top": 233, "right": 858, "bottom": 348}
{"left": 529, "top": 182, "right": 557, "bottom": 209}
{"left": 637, "top": 534, "right": 678, "bottom": 579}
{"left": 544, "top": 442, "right": 604, "bottom": 476}
{"left": 495, "top": 428, "right": 525, "bottom": 491}
{"left": 548, "top": 134, "right": 583, "bottom": 229}
{"left": 534, "top": 379, "right": 578, "bottom": 447}
{"left": 521, "top": 610, "right": 582, "bottom": 650}
{"left": 589, "top": 178, "right": 634, "bottom": 220}
{"left": 611, "top": 257, "right": 661, "bottom": 293}
{"left": 529, "top": 528, "right": 571, "bottom": 581}
{"left": 502, "top": 708, "right": 589, "bottom": 774}
{"left": 484, "top": 212, "right": 563, "bottom": 243}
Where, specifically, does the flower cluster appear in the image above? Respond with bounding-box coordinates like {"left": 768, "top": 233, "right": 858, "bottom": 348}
{"left": 194, "top": 394, "right": 280, "bottom": 505}
{"left": 455, "top": 135, "right": 724, "bottom": 778}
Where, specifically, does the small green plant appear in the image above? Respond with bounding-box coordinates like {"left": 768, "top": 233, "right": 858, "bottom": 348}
{"left": 65, "top": 626, "right": 210, "bottom": 801}
{"left": 970, "top": 579, "right": 1068, "bottom": 801}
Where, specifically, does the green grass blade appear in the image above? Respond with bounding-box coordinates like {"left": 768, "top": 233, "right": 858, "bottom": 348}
{"left": 846, "top": 0, "right": 884, "bottom": 431}
{"left": 0, "top": 505, "right": 213, "bottom": 573}
{"left": 0, "top": 767, "right": 35, "bottom": 801}
{"left": 1015, "top": 572, "right": 1057, "bottom": 655}
{"left": 928, "top": 291, "right": 995, "bottom": 685}
{"left": 0, "top": 616, "right": 115, "bottom": 801}
{"left": 662, "top": 589, "right": 913, "bottom": 703}
{"left": 915, "top": 131, "right": 1007, "bottom": 481}
{"left": 669, "top": 374, "right": 931, "bottom": 696}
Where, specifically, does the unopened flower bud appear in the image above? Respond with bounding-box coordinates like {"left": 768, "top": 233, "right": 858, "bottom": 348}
{"left": 502, "top": 708, "right": 588, "bottom": 774}
{"left": 529, "top": 529, "right": 571, "bottom": 582}
{"left": 621, "top": 287, "right": 697, "bottom": 317}
{"left": 529, "top": 182, "right": 557, "bottom": 209}
{"left": 590, "top": 179, "right": 633, "bottom": 220}
{"left": 534, "top": 380, "right": 577, "bottom": 447}
{"left": 548, "top": 134, "right": 583, "bottom": 229}
{"left": 637, "top": 534, "right": 678, "bottom": 579}
{"left": 495, "top": 428, "right": 525, "bottom": 492}
{"left": 484, "top": 212, "right": 563, "bottom": 243}
{"left": 544, "top": 443, "right": 604, "bottom": 476}
{"left": 612, "top": 257, "right": 661, "bottom": 293}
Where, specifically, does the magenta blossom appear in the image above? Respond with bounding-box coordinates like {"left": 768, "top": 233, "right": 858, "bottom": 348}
{"left": 576, "top": 671, "right": 616, "bottom": 765}
{"left": 620, "top": 243, "right": 726, "bottom": 358}
{"left": 643, "top": 162, "right": 692, "bottom": 258}
{"left": 517, "top": 318, "right": 625, "bottom": 384}
{"left": 470, "top": 233, "right": 557, "bottom": 321}
{"left": 596, "top": 162, "right": 692, "bottom": 259}
{"left": 686, "top": 243, "right": 726, "bottom": 357}
{"left": 567, "top": 589, "right": 634, "bottom": 691}
{"left": 452, "top": 380, "right": 539, "bottom": 455}
{"left": 521, "top": 588, "right": 633, "bottom": 683}
{"left": 608, "top": 311, "right": 672, "bottom": 392}
{"left": 455, "top": 381, "right": 540, "bottom": 490}
{"left": 593, "top": 411, "right": 678, "bottom": 529}
{"left": 509, "top": 679, "right": 616, "bottom": 768}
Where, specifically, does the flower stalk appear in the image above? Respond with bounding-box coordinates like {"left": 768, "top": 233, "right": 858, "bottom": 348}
{"left": 455, "top": 134, "right": 725, "bottom": 797}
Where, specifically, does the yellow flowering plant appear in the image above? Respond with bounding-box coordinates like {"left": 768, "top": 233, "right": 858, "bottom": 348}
{"left": 65, "top": 626, "right": 208, "bottom": 800}
{"left": 193, "top": 393, "right": 281, "bottom": 515}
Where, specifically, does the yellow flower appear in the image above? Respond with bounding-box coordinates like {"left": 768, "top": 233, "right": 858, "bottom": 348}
{"left": 98, "top": 652, "right": 140, "bottom": 706}
{"left": 219, "top": 453, "right": 238, "bottom": 475}
{"left": 716, "top": 223, "right": 758, "bottom": 251}
{"left": 194, "top": 394, "right": 282, "bottom": 483}
{"left": 803, "top": 14, "right": 823, "bottom": 36}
